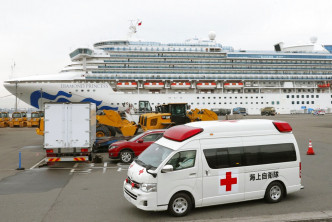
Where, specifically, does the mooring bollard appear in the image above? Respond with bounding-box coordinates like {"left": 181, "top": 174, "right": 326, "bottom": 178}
{"left": 16, "top": 151, "right": 25, "bottom": 170}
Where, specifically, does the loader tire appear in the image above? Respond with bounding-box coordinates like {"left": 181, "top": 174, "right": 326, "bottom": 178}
{"left": 96, "top": 125, "right": 110, "bottom": 137}
{"left": 107, "top": 126, "right": 117, "bottom": 137}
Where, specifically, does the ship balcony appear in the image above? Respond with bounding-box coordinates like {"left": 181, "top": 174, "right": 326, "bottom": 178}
{"left": 70, "top": 48, "right": 93, "bottom": 60}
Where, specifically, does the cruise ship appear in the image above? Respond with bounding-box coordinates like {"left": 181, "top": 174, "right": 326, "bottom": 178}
{"left": 4, "top": 22, "right": 332, "bottom": 114}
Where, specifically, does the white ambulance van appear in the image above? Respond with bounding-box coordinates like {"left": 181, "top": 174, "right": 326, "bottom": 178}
{"left": 124, "top": 119, "right": 303, "bottom": 216}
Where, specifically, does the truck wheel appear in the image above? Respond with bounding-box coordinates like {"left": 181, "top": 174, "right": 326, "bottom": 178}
{"left": 264, "top": 181, "right": 284, "bottom": 203}
{"left": 120, "top": 150, "right": 134, "bottom": 163}
{"left": 96, "top": 125, "right": 110, "bottom": 137}
{"left": 168, "top": 192, "right": 192, "bottom": 217}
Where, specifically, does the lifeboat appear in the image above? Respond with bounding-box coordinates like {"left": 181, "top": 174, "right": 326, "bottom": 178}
{"left": 116, "top": 82, "right": 137, "bottom": 89}
{"left": 144, "top": 82, "right": 165, "bottom": 89}
{"left": 224, "top": 82, "right": 244, "bottom": 89}
{"left": 317, "top": 83, "right": 330, "bottom": 88}
{"left": 196, "top": 82, "right": 217, "bottom": 90}
{"left": 170, "top": 82, "right": 191, "bottom": 90}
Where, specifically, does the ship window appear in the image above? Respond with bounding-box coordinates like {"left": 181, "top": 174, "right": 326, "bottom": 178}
{"left": 302, "top": 101, "right": 304, "bottom": 104}
{"left": 316, "top": 95, "right": 319, "bottom": 98}
{"left": 197, "top": 97, "right": 199, "bottom": 99}
{"left": 117, "top": 103, "right": 119, "bottom": 105}
{"left": 287, "top": 95, "right": 289, "bottom": 98}
{"left": 251, "top": 102, "right": 253, "bottom": 104}
{"left": 301, "top": 95, "right": 304, "bottom": 98}
{"left": 292, "top": 101, "right": 294, "bottom": 104}
{"left": 306, "top": 95, "right": 309, "bottom": 98}
{"left": 297, "top": 101, "right": 299, "bottom": 104}
{"left": 235, "top": 97, "right": 237, "bottom": 99}
{"left": 297, "top": 95, "right": 299, "bottom": 98}
{"left": 256, "top": 102, "right": 258, "bottom": 104}
{"left": 292, "top": 95, "right": 294, "bottom": 98}
{"left": 69, "top": 92, "right": 72, "bottom": 94}
{"left": 219, "top": 97, "right": 221, "bottom": 99}
{"left": 219, "top": 102, "right": 221, "bottom": 104}
{"left": 208, "top": 97, "right": 210, "bottom": 99}
{"left": 235, "top": 102, "right": 237, "bottom": 104}
{"left": 197, "top": 103, "right": 200, "bottom": 105}
{"left": 272, "top": 101, "right": 275, "bottom": 105}
{"left": 277, "top": 101, "right": 280, "bottom": 105}
{"left": 312, "top": 101, "right": 315, "bottom": 104}
{"left": 224, "top": 97, "right": 226, "bottom": 99}
{"left": 312, "top": 95, "right": 314, "bottom": 98}
{"left": 306, "top": 101, "right": 309, "bottom": 104}
{"left": 261, "top": 102, "right": 263, "bottom": 104}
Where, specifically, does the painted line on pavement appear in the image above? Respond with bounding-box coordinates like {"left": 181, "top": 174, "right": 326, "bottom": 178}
{"left": 30, "top": 158, "right": 46, "bottom": 170}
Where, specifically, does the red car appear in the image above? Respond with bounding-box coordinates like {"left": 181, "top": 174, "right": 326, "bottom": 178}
{"left": 108, "top": 130, "right": 165, "bottom": 163}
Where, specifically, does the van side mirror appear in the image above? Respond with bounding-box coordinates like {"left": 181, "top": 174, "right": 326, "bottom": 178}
{"left": 137, "top": 139, "right": 144, "bottom": 143}
{"left": 161, "top": 165, "right": 173, "bottom": 173}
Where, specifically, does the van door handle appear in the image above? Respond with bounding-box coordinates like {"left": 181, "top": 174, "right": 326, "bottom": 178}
{"left": 205, "top": 170, "right": 209, "bottom": 176}
{"left": 189, "top": 173, "right": 196, "bottom": 176}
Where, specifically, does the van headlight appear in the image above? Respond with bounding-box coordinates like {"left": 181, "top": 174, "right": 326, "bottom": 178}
{"left": 140, "top": 183, "right": 157, "bottom": 192}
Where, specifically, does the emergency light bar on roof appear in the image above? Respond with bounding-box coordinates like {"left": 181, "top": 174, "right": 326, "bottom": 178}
{"left": 163, "top": 125, "right": 203, "bottom": 142}
{"left": 273, "top": 121, "right": 292, "bottom": 132}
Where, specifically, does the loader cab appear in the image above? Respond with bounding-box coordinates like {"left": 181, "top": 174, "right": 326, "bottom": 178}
{"left": 168, "top": 103, "right": 191, "bottom": 125}
{"left": 31, "top": 112, "right": 40, "bottom": 118}
{"left": 139, "top": 101, "right": 152, "bottom": 113}
{"left": 1, "top": 112, "right": 9, "bottom": 118}
{"left": 12, "top": 112, "right": 22, "bottom": 118}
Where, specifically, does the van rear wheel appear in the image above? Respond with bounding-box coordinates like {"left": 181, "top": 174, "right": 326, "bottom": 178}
{"left": 168, "top": 193, "right": 192, "bottom": 217}
{"left": 265, "top": 181, "right": 284, "bottom": 203}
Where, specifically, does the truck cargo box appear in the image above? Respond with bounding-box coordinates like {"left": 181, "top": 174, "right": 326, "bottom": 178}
{"left": 44, "top": 102, "right": 96, "bottom": 163}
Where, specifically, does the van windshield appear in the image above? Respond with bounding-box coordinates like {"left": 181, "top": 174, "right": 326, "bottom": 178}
{"left": 135, "top": 143, "right": 173, "bottom": 170}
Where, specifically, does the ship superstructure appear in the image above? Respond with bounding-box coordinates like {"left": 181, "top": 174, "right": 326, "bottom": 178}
{"left": 4, "top": 22, "right": 332, "bottom": 114}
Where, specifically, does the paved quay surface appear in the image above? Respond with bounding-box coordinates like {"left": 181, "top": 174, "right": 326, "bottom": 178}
{"left": 0, "top": 115, "right": 331, "bottom": 222}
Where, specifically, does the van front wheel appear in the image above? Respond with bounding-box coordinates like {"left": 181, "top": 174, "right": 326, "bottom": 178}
{"left": 265, "top": 181, "right": 284, "bottom": 203}
{"left": 168, "top": 193, "right": 192, "bottom": 217}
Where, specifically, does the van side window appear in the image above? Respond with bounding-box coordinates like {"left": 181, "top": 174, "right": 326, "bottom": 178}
{"left": 203, "top": 143, "right": 296, "bottom": 169}
{"left": 166, "top": 150, "right": 196, "bottom": 171}
{"left": 244, "top": 143, "right": 296, "bottom": 165}
{"left": 203, "top": 147, "right": 243, "bottom": 169}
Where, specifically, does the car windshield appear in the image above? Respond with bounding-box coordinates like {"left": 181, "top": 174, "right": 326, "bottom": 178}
{"left": 135, "top": 143, "right": 173, "bottom": 170}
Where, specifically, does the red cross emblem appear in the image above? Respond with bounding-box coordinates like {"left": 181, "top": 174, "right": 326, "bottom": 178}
{"left": 139, "top": 169, "right": 144, "bottom": 175}
{"left": 220, "top": 172, "right": 237, "bottom": 191}
{"left": 129, "top": 163, "right": 134, "bottom": 168}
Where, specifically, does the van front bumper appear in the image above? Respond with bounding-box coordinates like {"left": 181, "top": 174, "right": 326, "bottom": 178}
{"left": 123, "top": 181, "right": 167, "bottom": 211}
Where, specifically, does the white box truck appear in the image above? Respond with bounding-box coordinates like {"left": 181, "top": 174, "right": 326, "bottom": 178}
{"left": 44, "top": 102, "right": 96, "bottom": 163}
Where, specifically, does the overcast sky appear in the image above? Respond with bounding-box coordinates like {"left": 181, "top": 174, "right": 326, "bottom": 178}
{"left": 1, "top": 0, "right": 332, "bottom": 108}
